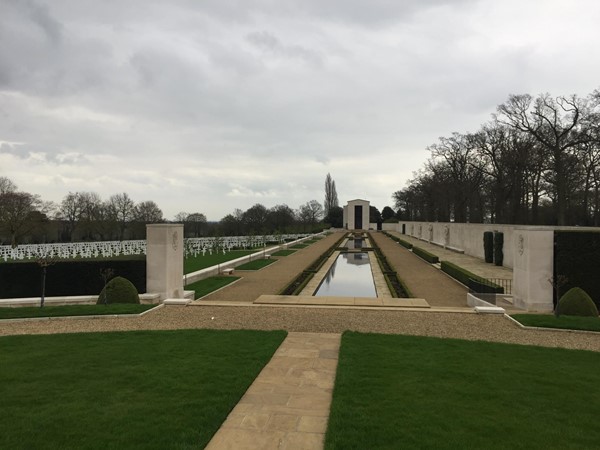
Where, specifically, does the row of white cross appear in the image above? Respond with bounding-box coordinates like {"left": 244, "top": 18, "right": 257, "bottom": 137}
{"left": 0, "top": 234, "right": 310, "bottom": 261}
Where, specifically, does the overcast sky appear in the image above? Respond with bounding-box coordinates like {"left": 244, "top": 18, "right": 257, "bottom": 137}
{"left": 1, "top": 0, "right": 599, "bottom": 221}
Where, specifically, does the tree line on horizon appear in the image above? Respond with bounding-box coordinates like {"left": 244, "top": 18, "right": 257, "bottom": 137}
{"left": 0, "top": 174, "right": 350, "bottom": 246}
{"left": 393, "top": 88, "right": 600, "bottom": 226}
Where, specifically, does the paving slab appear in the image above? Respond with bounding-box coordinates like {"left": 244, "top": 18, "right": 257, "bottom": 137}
{"left": 205, "top": 332, "right": 341, "bottom": 450}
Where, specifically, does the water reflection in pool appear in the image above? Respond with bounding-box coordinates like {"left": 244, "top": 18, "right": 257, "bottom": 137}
{"left": 314, "top": 252, "right": 376, "bottom": 297}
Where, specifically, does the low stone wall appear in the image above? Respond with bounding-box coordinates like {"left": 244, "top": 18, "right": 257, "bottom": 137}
{"left": 0, "top": 292, "right": 167, "bottom": 308}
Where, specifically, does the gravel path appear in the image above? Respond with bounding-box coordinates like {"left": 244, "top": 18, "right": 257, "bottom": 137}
{"left": 1, "top": 305, "right": 600, "bottom": 352}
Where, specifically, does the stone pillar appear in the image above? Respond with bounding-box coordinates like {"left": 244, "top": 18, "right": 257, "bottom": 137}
{"left": 146, "top": 224, "right": 184, "bottom": 300}
{"left": 512, "top": 229, "right": 554, "bottom": 312}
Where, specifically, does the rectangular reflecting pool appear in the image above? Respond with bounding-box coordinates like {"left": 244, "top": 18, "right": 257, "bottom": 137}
{"left": 314, "top": 252, "right": 377, "bottom": 297}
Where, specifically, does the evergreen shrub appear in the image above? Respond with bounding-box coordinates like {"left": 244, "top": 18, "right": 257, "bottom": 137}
{"left": 97, "top": 276, "right": 140, "bottom": 305}
{"left": 483, "top": 231, "right": 494, "bottom": 263}
{"left": 556, "top": 287, "right": 599, "bottom": 317}
{"left": 412, "top": 246, "right": 439, "bottom": 264}
{"left": 493, "top": 231, "right": 504, "bottom": 266}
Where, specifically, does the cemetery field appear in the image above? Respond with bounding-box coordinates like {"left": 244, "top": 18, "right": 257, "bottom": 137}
{"left": 0, "top": 329, "right": 286, "bottom": 450}
{"left": 511, "top": 314, "right": 600, "bottom": 332}
{"left": 0, "top": 304, "right": 155, "bottom": 320}
{"left": 325, "top": 332, "right": 600, "bottom": 450}
{"left": 185, "top": 276, "right": 240, "bottom": 299}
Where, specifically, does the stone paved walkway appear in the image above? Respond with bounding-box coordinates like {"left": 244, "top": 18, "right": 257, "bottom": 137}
{"left": 206, "top": 332, "right": 340, "bottom": 450}
{"left": 387, "top": 231, "right": 513, "bottom": 280}
{"left": 370, "top": 232, "right": 468, "bottom": 307}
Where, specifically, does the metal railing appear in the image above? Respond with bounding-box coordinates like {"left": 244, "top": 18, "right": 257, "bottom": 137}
{"left": 468, "top": 278, "right": 512, "bottom": 295}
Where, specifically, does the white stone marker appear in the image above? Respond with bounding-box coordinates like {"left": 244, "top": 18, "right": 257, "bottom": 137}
{"left": 146, "top": 224, "right": 184, "bottom": 301}
{"left": 512, "top": 229, "right": 554, "bottom": 312}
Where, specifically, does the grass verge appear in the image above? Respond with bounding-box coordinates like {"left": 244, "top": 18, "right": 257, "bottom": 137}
{"left": 0, "top": 304, "right": 155, "bottom": 320}
{"left": 0, "top": 329, "right": 286, "bottom": 450}
{"left": 272, "top": 250, "right": 296, "bottom": 257}
{"left": 235, "top": 259, "right": 276, "bottom": 270}
{"left": 289, "top": 243, "right": 308, "bottom": 249}
{"left": 184, "top": 250, "right": 260, "bottom": 273}
{"left": 511, "top": 314, "right": 600, "bottom": 332}
{"left": 185, "top": 276, "right": 240, "bottom": 299}
{"left": 325, "top": 332, "right": 600, "bottom": 449}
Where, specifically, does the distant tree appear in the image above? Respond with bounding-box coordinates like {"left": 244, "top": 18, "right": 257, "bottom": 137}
{"left": 369, "top": 206, "right": 382, "bottom": 223}
{"left": 243, "top": 204, "right": 268, "bottom": 233}
{"left": 324, "top": 205, "right": 343, "bottom": 228}
{"left": 0, "top": 191, "right": 45, "bottom": 247}
{"left": 0, "top": 176, "right": 17, "bottom": 194}
{"left": 174, "top": 211, "right": 189, "bottom": 223}
{"left": 134, "top": 201, "right": 163, "bottom": 223}
{"left": 324, "top": 173, "right": 339, "bottom": 216}
{"left": 186, "top": 212, "right": 207, "bottom": 237}
{"left": 298, "top": 200, "right": 324, "bottom": 230}
{"left": 58, "top": 192, "right": 86, "bottom": 241}
{"left": 106, "top": 193, "right": 136, "bottom": 240}
{"left": 267, "top": 204, "right": 296, "bottom": 232}
{"left": 381, "top": 206, "right": 396, "bottom": 221}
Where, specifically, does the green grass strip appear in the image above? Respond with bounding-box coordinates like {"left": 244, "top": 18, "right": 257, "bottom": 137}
{"left": 0, "top": 329, "right": 286, "bottom": 450}
{"left": 185, "top": 276, "right": 240, "bottom": 299}
{"left": 289, "top": 243, "right": 308, "bottom": 249}
{"left": 511, "top": 314, "right": 600, "bottom": 332}
{"left": 235, "top": 259, "right": 276, "bottom": 270}
{"left": 184, "top": 250, "right": 256, "bottom": 274}
{"left": 271, "top": 250, "right": 296, "bottom": 257}
{"left": 0, "top": 304, "right": 155, "bottom": 320}
{"left": 326, "top": 332, "right": 600, "bottom": 449}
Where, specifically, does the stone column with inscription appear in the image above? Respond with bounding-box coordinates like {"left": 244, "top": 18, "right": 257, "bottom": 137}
{"left": 512, "top": 229, "right": 554, "bottom": 312}
{"left": 146, "top": 224, "right": 184, "bottom": 300}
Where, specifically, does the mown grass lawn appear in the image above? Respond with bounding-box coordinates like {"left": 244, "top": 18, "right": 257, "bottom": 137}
{"left": 271, "top": 250, "right": 296, "bottom": 257}
{"left": 0, "top": 329, "right": 286, "bottom": 450}
{"left": 185, "top": 276, "right": 240, "bottom": 299}
{"left": 289, "top": 243, "right": 308, "bottom": 249}
{"left": 325, "top": 332, "right": 600, "bottom": 450}
{"left": 235, "top": 259, "right": 275, "bottom": 270}
{"left": 511, "top": 314, "right": 600, "bottom": 332}
{"left": 184, "top": 250, "right": 256, "bottom": 274}
{"left": 0, "top": 304, "right": 155, "bottom": 320}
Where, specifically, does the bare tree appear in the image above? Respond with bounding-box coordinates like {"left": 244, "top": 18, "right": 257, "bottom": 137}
{"left": 324, "top": 173, "right": 339, "bottom": 216}
{"left": 0, "top": 191, "right": 44, "bottom": 247}
{"left": 299, "top": 200, "right": 323, "bottom": 229}
{"left": 0, "top": 176, "right": 17, "bottom": 194}
{"left": 186, "top": 212, "right": 207, "bottom": 237}
{"left": 134, "top": 201, "right": 163, "bottom": 223}
{"left": 106, "top": 193, "right": 136, "bottom": 240}
{"left": 497, "top": 93, "right": 594, "bottom": 225}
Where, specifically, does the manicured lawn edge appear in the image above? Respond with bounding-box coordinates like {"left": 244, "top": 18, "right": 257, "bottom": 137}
{"left": 186, "top": 276, "right": 241, "bottom": 299}
{"left": 0, "top": 304, "right": 160, "bottom": 321}
{"left": 508, "top": 314, "right": 600, "bottom": 333}
{"left": 272, "top": 250, "right": 297, "bottom": 257}
{"left": 235, "top": 259, "right": 276, "bottom": 270}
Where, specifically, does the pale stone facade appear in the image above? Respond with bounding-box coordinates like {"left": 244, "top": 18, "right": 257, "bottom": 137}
{"left": 343, "top": 199, "right": 370, "bottom": 230}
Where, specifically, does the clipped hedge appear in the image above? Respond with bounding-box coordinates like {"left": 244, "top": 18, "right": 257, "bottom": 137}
{"left": 493, "top": 231, "right": 504, "bottom": 266}
{"left": 441, "top": 261, "right": 503, "bottom": 294}
{"left": 382, "top": 231, "right": 412, "bottom": 249}
{"left": 483, "top": 231, "right": 494, "bottom": 263}
{"left": 412, "top": 246, "right": 439, "bottom": 264}
{"left": 556, "top": 287, "right": 599, "bottom": 317}
{"left": 0, "top": 258, "right": 146, "bottom": 299}
{"left": 97, "top": 276, "right": 140, "bottom": 305}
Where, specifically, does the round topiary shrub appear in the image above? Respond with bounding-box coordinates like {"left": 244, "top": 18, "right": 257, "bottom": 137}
{"left": 97, "top": 276, "right": 140, "bottom": 305}
{"left": 556, "top": 287, "right": 599, "bottom": 317}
